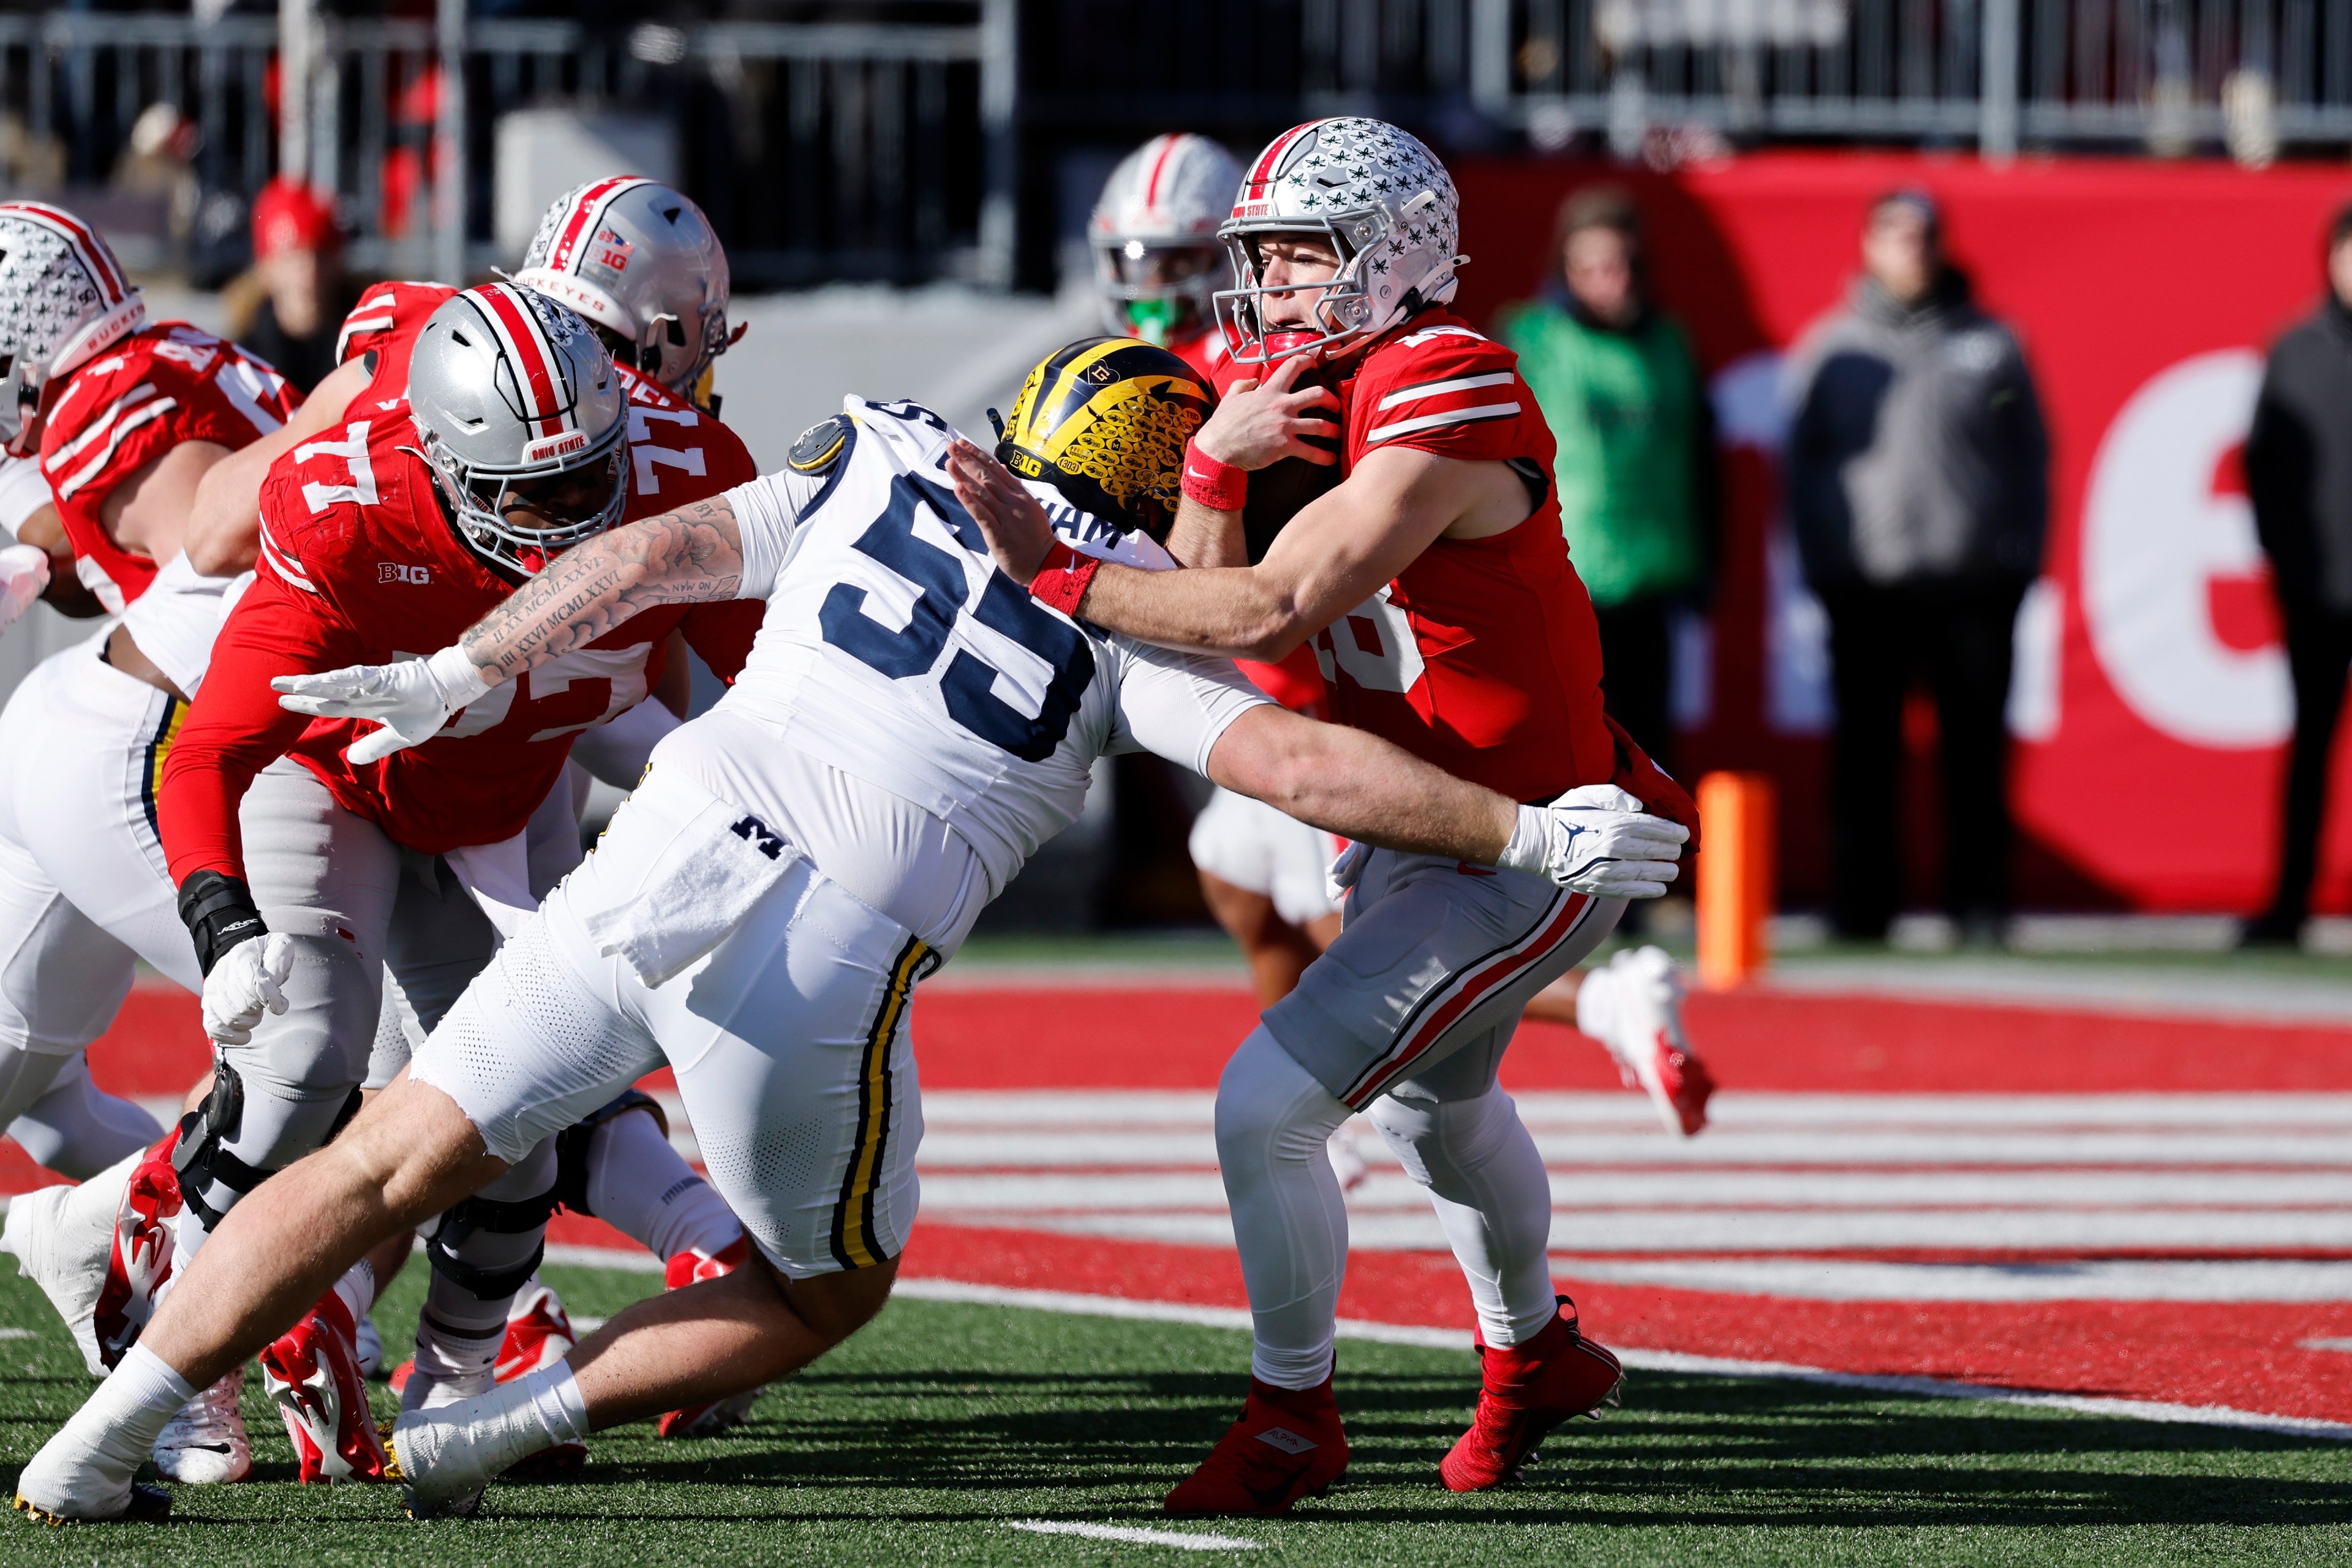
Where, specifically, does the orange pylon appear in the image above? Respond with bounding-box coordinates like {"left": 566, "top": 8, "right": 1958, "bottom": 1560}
{"left": 1695, "top": 771, "right": 1776, "bottom": 990}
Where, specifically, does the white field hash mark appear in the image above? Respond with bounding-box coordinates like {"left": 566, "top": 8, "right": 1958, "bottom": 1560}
{"left": 1007, "top": 1520, "right": 1261, "bottom": 1551}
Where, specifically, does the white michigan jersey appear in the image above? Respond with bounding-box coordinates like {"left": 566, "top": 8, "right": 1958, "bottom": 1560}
{"left": 658, "top": 397, "right": 1268, "bottom": 950}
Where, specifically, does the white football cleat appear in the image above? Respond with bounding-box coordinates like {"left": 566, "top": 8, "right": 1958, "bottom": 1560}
{"left": 12, "top": 1433, "right": 169, "bottom": 1525}
{"left": 1578, "top": 946, "right": 1716, "bottom": 1138}
{"left": 150, "top": 1370, "right": 252, "bottom": 1485}
{"left": 1, "top": 1176, "right": 118, "bottom": 1379}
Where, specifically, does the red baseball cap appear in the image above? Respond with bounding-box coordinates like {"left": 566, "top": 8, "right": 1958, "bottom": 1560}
{"left": 252, "top": 177, "right": 340, "bottom": 258}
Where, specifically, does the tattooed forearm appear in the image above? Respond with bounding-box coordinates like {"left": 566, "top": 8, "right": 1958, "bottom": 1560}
{"left": 457, "top": 496, "right": 744, "bottom": 684}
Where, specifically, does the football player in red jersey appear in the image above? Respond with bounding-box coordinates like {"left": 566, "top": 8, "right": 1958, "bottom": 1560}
{"left": 952, "top": 118, "right": 1707, "bottom": 1511}
{"left": 0, "top": 202, "right": 304, "bottom": 1484}
{"left": 172, "top": 184, "right": 762, "bottom": 1439}
{"left": 6, "top": 284, "right": 756, "bottom": 1494}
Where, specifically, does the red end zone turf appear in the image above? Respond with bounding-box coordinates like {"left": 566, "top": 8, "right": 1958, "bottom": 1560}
{"left": 68, "top": 979, "right": 2352, "bottom": 1097}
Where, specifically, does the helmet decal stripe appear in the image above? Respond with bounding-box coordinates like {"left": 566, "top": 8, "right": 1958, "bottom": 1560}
{"left": 1140, "top": 135, "right": 1179, "bottom": 211}
{"left": 473, "top": 284, "right": 570, "bottom": 437}
{"left": 1243, "top": 123, "right": 1317, "bottom": 198}
{"left": 547, "top": 176, "right": 651, "bottom": 276}
{"left": 0, "top": 201, "right": 129, "bottom": 304}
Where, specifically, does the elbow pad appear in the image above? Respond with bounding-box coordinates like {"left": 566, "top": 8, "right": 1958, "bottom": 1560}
{"left": 176, "top": 869, "right": 267, "bottom": 978}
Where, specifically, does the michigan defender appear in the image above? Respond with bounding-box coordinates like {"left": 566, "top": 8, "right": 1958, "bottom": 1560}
{"left": 10, "top": 342, "right": 1684, "bottom": 1523}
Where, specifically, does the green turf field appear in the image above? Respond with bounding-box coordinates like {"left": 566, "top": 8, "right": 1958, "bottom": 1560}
{"left": 0, "top": 1261, "right": 2343, "bottom": 1566}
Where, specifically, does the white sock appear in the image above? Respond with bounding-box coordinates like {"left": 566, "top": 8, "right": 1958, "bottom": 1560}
{"left": 584, "top": 1109, "right": 744, "bottom": 1264}
{"left": 333, "top": 1259, "right": 376, "bottom": 1322}
{"left": 78, "top": 1343, "right": 195, "bottom": 1471}
{"left": 393, "top": 1360, "right": 587, "bottom": 1510}
{"left": 520, "top": 1362, "right": 592, "bottom": 1444}
{"left": 1369, "top": 1086, "right": 1558, "bottom": 1346}
{"left": 1215, "top": 1029, "right": 1354, "bottom": 1390}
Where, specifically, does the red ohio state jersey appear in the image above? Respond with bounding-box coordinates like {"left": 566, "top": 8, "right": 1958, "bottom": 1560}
{"left": 333, "top": 280, "right": 454, "bottom": 398}
{"left": 1166, "top": 327, "right": 1230, "bottom": 386}
{"left": 1315, "top": 309, "right": 1613, "bottom": 802}
{"left": 161, "top": 383, "right": 762, "bottom": 881}
{"left": 39, "top": 323, "right": 300, "bottom": 612}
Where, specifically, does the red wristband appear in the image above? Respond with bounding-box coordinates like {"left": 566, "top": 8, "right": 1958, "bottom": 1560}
{"left": 1180, "top": 439, "right": 1248, "bottom": 511}
{"left": 1029, "top": 542, "right": 1100, "bottom": 616}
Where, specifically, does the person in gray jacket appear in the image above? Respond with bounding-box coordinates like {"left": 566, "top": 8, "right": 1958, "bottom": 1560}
{"left": 1784, "top": 189, "right": 2049, "bottom": 944}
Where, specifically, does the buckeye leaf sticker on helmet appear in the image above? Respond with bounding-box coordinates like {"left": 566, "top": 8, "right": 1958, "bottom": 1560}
{"left": 997, "top": 337, "right": 1211, "bottom": 543}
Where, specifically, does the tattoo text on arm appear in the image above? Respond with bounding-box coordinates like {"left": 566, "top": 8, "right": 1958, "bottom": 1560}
{"left": 459, "top": 496, "right": 743, "bottom": 684}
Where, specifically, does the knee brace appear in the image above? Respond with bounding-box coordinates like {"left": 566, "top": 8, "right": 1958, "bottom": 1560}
{"left": 551, "top": 1088, "right": 668, "bottom": 1217}
{"left": 423, "top": 1189, "right": 558, "bottom": 1303}
{"left": 423, "top": 1141, "right": 562, "bottom": 1303}
{"left": 171, "top": 1061, "right": 362, "bottom": 1231}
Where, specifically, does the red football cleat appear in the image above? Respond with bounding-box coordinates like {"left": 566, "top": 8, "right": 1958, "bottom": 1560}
{"left": 258, "top": 1289, "right": 390, "bottom": 1484}
{"left": 92, "top": 1132, "right": 183, "bottom": 1368}
{"left": 1163, "top": 1376, "right": 1348, "bottom": 1517}
{"left": 495, "top": 1280, "right": 578, "bottom": 1383}
{"left": 1439, "top": 1296, "right": 1622, "bottom": 1493}
{"left": 656, "top": 1238, "right": 761, "bottom": 1438}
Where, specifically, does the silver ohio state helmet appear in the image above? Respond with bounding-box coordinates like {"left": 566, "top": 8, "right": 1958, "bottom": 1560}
{"left": 513, "top": 176, "right": 731, "bottom": 409}
{"left": 407, "top": 282, "right": 628, "bottom": 576}
{"left": 1215, "top": 118, "right": 1463, "bottom": 366}
{"left": 0, "top": 202, "right": 146, "bottom": 444}
{"left": 1089, "top": 134, "right": 1242, "bottom": 347}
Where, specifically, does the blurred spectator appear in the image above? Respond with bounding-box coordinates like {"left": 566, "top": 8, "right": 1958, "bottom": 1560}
{"left": 2242, "top": 205, "right": 2352, "bottom": 947}
{"left": 1784, "top": 189, "right": 2048, "bottom": 945}
{"left": 227, "top": 177, "right": 353, "bottom": 393}
{"left": 1496, "top": 186, "right": 1715, "bottom": 777}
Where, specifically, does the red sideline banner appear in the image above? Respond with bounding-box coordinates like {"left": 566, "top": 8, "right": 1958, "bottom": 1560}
{"left": 1453, "top": 153, "right": 2352, "bottom": 911}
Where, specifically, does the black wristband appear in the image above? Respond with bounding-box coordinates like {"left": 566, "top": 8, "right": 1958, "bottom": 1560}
{"left": 176, "top": 870, "right": 267, "bottom": 978}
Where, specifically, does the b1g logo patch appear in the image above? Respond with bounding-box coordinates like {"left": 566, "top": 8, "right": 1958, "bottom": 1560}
{"left": 378, "top": 562, "right": 431, "bottom": 585}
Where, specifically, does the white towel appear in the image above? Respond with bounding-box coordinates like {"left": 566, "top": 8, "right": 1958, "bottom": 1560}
{"left": 579, "top": 769, "right": 801, "bottom": 989}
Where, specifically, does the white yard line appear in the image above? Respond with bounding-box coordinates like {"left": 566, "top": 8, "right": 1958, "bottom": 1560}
{"left": 1005, "top": 1520, "right": 1261, "bottom": 1550}
{"left": 892, "top": 1279, "right": 2352, "bottom": 1442}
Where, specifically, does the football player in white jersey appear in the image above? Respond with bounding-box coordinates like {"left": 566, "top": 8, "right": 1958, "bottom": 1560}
{"left": 14, "top": 341, "right": 1684, "bottom": 1522}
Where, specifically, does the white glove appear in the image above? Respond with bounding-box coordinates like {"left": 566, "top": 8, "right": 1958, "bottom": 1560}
{"left": 201, "top": 932, "right": 296, "bottom": 1046}
{"left": 273, "top": 645, "right": 492, "bottom": 764}
{"left": 1325, "top": 840, "right": 1373, "bottom": 902}
{"left": 1496, "top": 784, "right": 1689, "bottom": 899}
{"left": 0, "top": 542, "right": 50, "bottom": 634}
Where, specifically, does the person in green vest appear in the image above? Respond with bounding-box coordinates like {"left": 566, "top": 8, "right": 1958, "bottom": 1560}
{"left": 1497, "top": 185, "right": 1716, "bottom": 780}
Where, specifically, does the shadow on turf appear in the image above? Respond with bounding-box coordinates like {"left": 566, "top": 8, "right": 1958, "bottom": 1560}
{"left": 451, "top": 1366, "right": 2352, "bottom": 1529}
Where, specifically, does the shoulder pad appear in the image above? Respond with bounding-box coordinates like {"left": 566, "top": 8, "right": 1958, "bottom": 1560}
{"left": 787, "top": 415, "right": 851, "bottom": 475}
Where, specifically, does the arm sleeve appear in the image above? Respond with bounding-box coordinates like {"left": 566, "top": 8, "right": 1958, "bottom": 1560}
{"left": 1105, "top": 636, "right": 1273, "bottom": 774}
{"left": 158, "top": 575, "right": 361, "bottom": 884}
{"left": 724, "top": 470, "right": 826, "bottom": 598}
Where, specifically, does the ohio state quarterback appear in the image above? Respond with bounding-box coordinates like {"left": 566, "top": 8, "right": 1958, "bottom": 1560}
{"left": 950, "top": 117, "right": 1702, "bottom": 1510}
